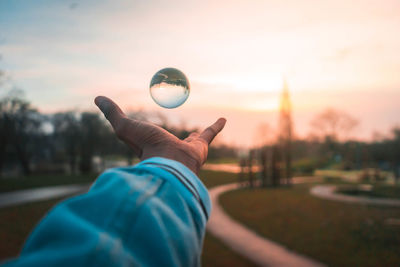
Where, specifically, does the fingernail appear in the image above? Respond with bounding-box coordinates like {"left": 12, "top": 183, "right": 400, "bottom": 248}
{"left": 94, "top": 96, "right": 105, "bottom": 107}
{"left": 95, "top": 97, "right": 111, "bottom": 115}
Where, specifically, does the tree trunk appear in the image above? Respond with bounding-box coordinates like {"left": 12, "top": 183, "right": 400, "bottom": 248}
{"left": 0, "top": 122, "right": 8, "bottom": 177}
{"left": 248, "top": 151, "right": 255, "bottom": 188}
{"left": 0, "top": 145, "right": 5, "bottom": 177}
{"left": 69, "top": 153, "right": 77, "bottom": 174}
{"left": 79, "top": 148, "right": 93, "bottom": 174}
{"left": 260, "top": 148, "right": 268, "bottom": 187}
{"left": 271, "top": 145, "right": 280, "bottom": 186}
{"left": 285, "top": 140, "right": 292, "bottom": 186}
{"left": 14, "top": 141, "right": 31, "bottom": 176}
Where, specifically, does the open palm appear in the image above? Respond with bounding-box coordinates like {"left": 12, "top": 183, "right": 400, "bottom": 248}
{"left": 95, "top": 96, "right": 226, "bottom": 174}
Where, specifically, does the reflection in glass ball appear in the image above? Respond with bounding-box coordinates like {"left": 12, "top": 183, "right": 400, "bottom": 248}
{"left": 149, "top": 68, "right": 190, "bottom": 109}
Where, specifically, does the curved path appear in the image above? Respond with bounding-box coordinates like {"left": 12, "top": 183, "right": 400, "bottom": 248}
{"left": 0, "top": 184, "right": 89, "bottom": 208}
{"left": 310, "top": 185, "right": 400, "bottom": 207}
{"left": 207, "top": 183, "right": 325, "bottom": 267}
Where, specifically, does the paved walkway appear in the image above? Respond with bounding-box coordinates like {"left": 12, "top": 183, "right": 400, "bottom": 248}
{"left": 207, "top": 183, "right": 325, "bottom": 267}
{"left": 0, "top": 184, "right": 90, "bottom": 208}
{"left": 310, "top": 185, "right": 400, "bottom": 207}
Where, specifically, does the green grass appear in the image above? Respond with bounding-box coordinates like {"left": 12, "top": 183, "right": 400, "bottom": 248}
{"left": 206, "top": 157, "right": 239, "bottom": 164}
{"left": 198, "top": 170, "right": 239, "bottom": 188}
{"left": 0, "top": 198, "right": 64, "bottom": 261}
{"left": 339, "top": 184, "right": 400, "bottom": 199}
{"left": 315, "top": 169, "right": 362, "bottom": 181}
{"left": 199, "top": 170, "right": 254, "bottom": 266}
{"left": 0, "top": 196, "right": 254, "bottom": 266}
{"left": 0, "top": 174, "right": 97, "bottom": 193}
{"left": 315, "top": 169, "right": 393, "bottom": 182}
{"left": 202, "top": 232, "right": 256, "bottom": 267}
{"left": 292, "top": 157, "right": 323, "bottom": 175}
{"left": 220, "top": 185, "right": 400, "bottom": 266}
{"left": 0, "top": 168, "right": 237, "bottom": 194}
{"left": 322, "top": 176, "right": 354, "bottom": 184}
{"left": 0, "top": 170, "right": 254, "bottom": 266}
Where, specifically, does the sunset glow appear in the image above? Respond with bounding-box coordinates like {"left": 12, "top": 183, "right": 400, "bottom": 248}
{"left": 1, "top": 0, "right": 399, "bottom": 146}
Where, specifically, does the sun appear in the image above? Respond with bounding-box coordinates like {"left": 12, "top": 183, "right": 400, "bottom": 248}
{"left": 231, "top": 72, "right": 284, "bottom": 93}
{"left": 202, "top": 72, "right": 284, "bottom": 93}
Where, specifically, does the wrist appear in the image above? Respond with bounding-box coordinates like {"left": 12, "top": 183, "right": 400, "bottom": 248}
{"left": 159, "top": 155, "right": 200, "bottom": 174}
{"left": 141, "top": 145, "right": 201, "bottom": 174}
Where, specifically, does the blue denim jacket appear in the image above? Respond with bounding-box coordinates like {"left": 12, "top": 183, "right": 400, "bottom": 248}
{"left": 4, "top": 157, "right": 211, "bottom": 267}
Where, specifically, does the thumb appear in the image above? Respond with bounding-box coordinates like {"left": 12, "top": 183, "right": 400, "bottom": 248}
{"left": 199, "top": 118, "right": 227, "bottom": 144}
{"left": 94, "top": 96, "right": 126, "bottom": 129}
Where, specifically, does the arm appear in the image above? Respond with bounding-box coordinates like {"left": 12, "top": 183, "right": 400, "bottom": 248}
{"left": 4, "top": 96, "right": 226, "bottom": 267}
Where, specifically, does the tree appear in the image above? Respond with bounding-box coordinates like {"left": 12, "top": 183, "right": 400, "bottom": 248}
{"left": 310, "top": 108, "right": 359, "bottom": 168}
{"left": 310, "top": 108, "right": 358, "bottom": 141}
{"left": 271, "top": 145, "right": 281, "bottom": 186}
{"left": 388, "top": 127, "right": 400, "bottom": 183}
{"left": 52, "top": 112, "right": 81, "bottom": 173}
{"left": 78, "top": 112, "right": 108, "bottom": 173}
{"left": 0, "top": 91, "right": 43, "bottom": 175}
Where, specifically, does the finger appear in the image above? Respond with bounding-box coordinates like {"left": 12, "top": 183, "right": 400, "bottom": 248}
{"left": 94, "top": 96, "right": 126, "bottom": 129}
{"left": 199, "top": 118, "right": 227, "bottom": 144}
{"left": 95, "top": 96, "right": 142, "bottom": 156}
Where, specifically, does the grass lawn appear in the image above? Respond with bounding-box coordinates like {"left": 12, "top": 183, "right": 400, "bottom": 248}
{"left": 322, "top": 176, "right": 355, "bottom": 184}
{"left": 198, "top": 170, "right": 239, "bottom": 188}
{"left": 206, "top": 158, "right": 239, "bottom": 164}
{"left": 202, "top": 232, "right": 255, "bottom": 267}
{"left": 0, "top": 169, "right": 253, "bottom": 266}
{"left": 315, "top": 169, "right": 393, "bottom": 183}
{"left": 0, "top": 198, "right": 64, "bottom": 261}
{"left": 0, "top": 174, "right": 97, "bottom": 193}
{"left": 0, "top": 169, "right": 238, "bottom": 193}
{"left": 220, "top": 184, "right": 400, "bottom": 266}
{"left": 339, "top": 184, "right": 400, "bottom": 199}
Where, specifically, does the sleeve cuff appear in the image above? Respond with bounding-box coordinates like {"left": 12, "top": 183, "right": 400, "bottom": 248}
{"left": 134, "top": 157, "right": 211, "bottom": 220}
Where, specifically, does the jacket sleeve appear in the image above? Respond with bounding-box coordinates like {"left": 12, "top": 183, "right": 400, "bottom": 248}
{"left": 4, "top": 157, "right": 211, "bottom": 267}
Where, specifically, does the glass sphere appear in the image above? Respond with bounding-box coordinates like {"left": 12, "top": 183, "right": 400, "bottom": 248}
{"left": 149, "top": 67, "right": 190, "bottom": 109}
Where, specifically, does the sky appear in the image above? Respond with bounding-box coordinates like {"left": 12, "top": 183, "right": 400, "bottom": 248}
{"left": 0, "top": 0, "right": 399, "bottom": 147}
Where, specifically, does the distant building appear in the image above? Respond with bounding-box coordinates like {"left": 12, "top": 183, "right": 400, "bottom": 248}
{"left": 278, "top": 78, "right": 293, "bottom": 185}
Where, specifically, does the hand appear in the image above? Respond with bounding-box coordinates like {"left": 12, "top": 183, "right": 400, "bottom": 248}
{"left": 95, "top": 96, "right": 226, "bottom": 174}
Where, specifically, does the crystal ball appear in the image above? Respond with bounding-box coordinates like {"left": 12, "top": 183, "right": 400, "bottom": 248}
{"left": 149, "top": 68, "right": 190, "bottom": 109}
